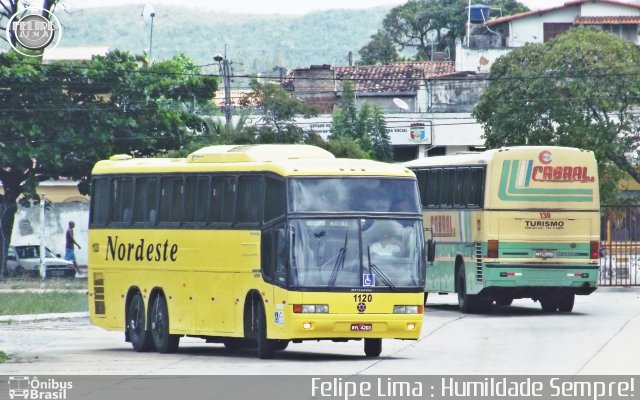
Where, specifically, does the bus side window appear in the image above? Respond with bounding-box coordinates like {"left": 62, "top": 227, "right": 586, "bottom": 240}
{"left": 90, "top": 178, "right": 109, "bottom": 227}
{"left": 211, "top": 176, "right": 235, "bottom": 225}
{"left": 237, "top": 175, "right": 264, "bottom": 226}
{"left": 264, "top": 176, "right": 285, "bottom": 223}
{"left": 416, "top": 170, "right": 429, "bottom": 209}
{"left": 185, "top": 175, "right": 210, "bottom": 225}
{"left": 110, "top": 177, "right": 133, "bottom": 225}
{"left": 159, "top": 176, "right": 185, "bottom": 225}
{"left": 441, "top": 168, "right": 456, "bottom": 208}
{"left": 468, "top": 167, "right": 484, "bottom": 208}
{"left": 453, "top": 168, "right": 468, "bottom": 208}
{"left": 426, "top": 169, "right": 440, "bottom": 208}
{"left": 133, "top": 177, "right": 158, "bottom": 225}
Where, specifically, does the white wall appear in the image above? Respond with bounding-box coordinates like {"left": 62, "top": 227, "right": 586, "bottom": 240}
{"left": 581, "top": 3, "right": 640, "bottom": 17}
{"left": 455, "top": 41, "right": 511, "bottom": 72}
{"left": 11, "top": 202, "right": 89, "bottom": 266}
{"left": 508, "top": 7, "right": 579, "bottom": 45}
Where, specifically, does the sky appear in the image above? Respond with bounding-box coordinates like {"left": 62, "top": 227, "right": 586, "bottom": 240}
{"left": 63, "top": 0, "right": 570, "bottom": 15}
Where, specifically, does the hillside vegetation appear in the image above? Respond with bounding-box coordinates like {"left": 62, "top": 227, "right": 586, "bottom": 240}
{"left": 56, "top": 5, "right": 391, "bottom": 74}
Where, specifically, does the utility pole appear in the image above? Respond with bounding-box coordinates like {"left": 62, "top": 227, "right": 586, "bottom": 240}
{"left": 39, "top": 195, "right": 45, "bottom": 279}
{"left": 214, "top": 51, "right": 232, "bottom": 126}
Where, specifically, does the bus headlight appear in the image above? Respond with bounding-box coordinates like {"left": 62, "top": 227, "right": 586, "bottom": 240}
{"left": 293, "top": 304, "right": 329, "bottom": 313}
{"left": 394, "top": 305, "right": 423, "bottom": 314}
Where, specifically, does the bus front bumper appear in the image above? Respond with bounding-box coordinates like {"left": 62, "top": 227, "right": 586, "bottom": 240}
{"left": 270, "top": 313, "right": 423, "bottom": 341}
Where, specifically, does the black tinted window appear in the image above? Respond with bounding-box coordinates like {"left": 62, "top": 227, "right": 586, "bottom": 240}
{"left": 212, "top": 176, "right": 235, "bottom": 224}
{"left": 237, "top": 175, "right": 264, "bottom": 225}
{"left": 133, "top": 177, "right": 158, "bottom": 224}
{"left": 90, "top": 178, "right": 109, "bottom": 226}
{"left": 159, "top": 177, "right": 184, "bottom": 223}
{"left": 110, "top": 177, "right": 133, "bottom": 223}
{"left": 185, "top": 176, "right": 210, "bottom": 224}
{"left": 264, "top": 177, "right": 286, "bottom": 222}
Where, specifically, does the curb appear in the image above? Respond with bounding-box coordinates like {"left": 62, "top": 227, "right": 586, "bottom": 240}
{"left": 0, "top": 311, "right": 89, "bottom": 323}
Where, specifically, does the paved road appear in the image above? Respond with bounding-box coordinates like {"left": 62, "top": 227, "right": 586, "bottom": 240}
{"left": 0, "top": 288, "right": 638, "bottom": 375}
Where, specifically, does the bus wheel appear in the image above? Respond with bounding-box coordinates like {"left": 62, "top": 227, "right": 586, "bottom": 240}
{"left": 150, "top": 294, "right": 180, "bottom": 353}
{"left": 273, "top": 340, "right": 289, "bottom": 351}
{"left": 127, "top": 293, "right": 154, "bottom": 352}
{"left": 364, "top": 338, "right": 382, "bottom": 357}
{"left": 557, "top": 293, "right": 575, "bottom": 312}
{"left": 256, "top": 301, "right": 276, "bottom": 359}
{"left": 456, "top": 267, "right": 477, "bottom": 314}
{"left": 540, "top": 297, "right": 558, "bottom": 312}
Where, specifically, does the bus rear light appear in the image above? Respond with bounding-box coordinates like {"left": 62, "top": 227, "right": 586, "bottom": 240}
{"left": 568, "top": 273, "right": 589, "bottom": 278}
{"left": 394, "top": 305, "right": 423, "bottom": 314}
{"left": 293, "top": 304, "right": 329, "bottom": 313}
{"left": 590, "top": 241, "right": 599, "bottom": 259}
{"left": 487, "top": 240, "right": 499, "bottom": 258}
{"left": 499, "top": 272, "right": 522, "bottom": 277}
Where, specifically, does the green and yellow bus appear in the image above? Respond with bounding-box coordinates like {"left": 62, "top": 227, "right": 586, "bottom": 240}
{"left": 89, "top": 144, "right": 425, "bottom": 358}
{"left": 405, "top": 146, "right": 600, "bottom": 313}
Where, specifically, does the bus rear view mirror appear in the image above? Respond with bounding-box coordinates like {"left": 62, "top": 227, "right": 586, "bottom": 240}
{"left": 426, "top": 239, "right": 436, "bottom": 263}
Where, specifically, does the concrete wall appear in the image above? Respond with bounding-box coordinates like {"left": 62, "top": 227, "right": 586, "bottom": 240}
{"left": 11, "top": 202, "right": 89, "bottom": 266}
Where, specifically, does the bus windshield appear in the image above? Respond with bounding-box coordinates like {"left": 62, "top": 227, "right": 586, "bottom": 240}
{"left": 289, "top": 218, "right": 424, "bottom": 290}
{"left": 289, "top": 178, "right": 419, "bottom": 213}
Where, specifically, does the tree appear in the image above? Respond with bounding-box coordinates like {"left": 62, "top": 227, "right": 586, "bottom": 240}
{"left": 359, "top": 30, "right": 399, "bottom": 65}
{"left": 0, "top": 50, "right": 217, "bottom": 277}
{"left": 240, "top": 78, "right": 319, "bottom": 143}
{"left": 330, "top": 80, "right": 392, "bottom": 161}
{"left": 473, "top": 27, "right": 640, "bottom": 203}
{"left": 368, "top": 0, "right": 527, "bottom": 60}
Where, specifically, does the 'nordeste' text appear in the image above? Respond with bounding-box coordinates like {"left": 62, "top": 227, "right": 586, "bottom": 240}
{"left": 106, "top": 236, "right": 178, "bottom": 262}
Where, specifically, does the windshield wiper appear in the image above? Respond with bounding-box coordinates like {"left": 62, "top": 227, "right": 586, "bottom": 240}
{"left": 367, "top": 246, "right": 397, "bottom": 291}
{"left": 328, "top": 232, "right": 348, "bottom": 287}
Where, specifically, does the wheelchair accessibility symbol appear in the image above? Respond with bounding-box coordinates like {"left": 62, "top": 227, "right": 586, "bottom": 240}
{"left": 363, "top": 274, "right": 376, "bottom": 287}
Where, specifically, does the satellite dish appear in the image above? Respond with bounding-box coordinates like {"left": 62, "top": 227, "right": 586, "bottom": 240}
{"left": 393, "top": 98, "right": 409, "bottom": 111}
{"left": 142, "top": 4, "right": 155, "bottom": 26}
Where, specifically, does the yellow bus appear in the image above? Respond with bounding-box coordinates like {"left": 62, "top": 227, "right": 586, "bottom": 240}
{"left": 88, "top": 144, "right": 425, "bottom": 358}
{"left": 405, "top": 146, "right": 600, "bottom": 313}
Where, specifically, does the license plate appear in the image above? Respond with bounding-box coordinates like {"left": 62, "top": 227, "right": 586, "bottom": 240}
{"left": 535, "top": 250, "right": 555, "bottom": 258}
{"left": 351, "top": 323, "right": 372, "bottom": 332}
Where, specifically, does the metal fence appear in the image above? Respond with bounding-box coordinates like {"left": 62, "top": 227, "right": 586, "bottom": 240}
{"left": 599, "top": 205, "right": 640, "bottom": 286}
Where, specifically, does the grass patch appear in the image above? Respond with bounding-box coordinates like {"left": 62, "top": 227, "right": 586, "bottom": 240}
{"left": 0, "top": 278, "right": 87, "bottom": 291}
{"left": 0, "top": 292, "right": 88, "bottom": 315}
{"left": 0, "top": 351, "right": 7, "bottom": 363}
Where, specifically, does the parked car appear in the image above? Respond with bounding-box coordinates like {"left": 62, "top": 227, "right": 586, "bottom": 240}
{"left": 7, "top": 245, "right": 76, "bottom": 278}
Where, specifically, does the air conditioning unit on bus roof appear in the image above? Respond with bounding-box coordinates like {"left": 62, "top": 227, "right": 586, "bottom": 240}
{"left": 186, "top": 144, "right": 335, "bottom": 163}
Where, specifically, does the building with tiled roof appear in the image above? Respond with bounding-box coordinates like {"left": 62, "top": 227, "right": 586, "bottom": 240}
{"left": 458, "top": 0, "right": 640, "bottom": 72}
{"left": 288, "top": 61, "right": 455, "bottom": 113}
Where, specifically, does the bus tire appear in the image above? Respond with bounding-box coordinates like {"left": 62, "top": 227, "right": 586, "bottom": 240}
{"left": 256, "top": 301, "right": 276, "bottom": 359}
{"left": 150, "top": 294, "right": 180, "bottom": 353}
{"left": 456, "top": 267, "right": 477, "bottom": 314}
{"left": 557, "top": 293, "right": 575, "bottom": 312}
{"left": 127, "top": 292, "right": 155, "bottom": 352}
{"left": 364, "top": 338, "right": 382, "bottom": 357}
{"left": 540, "top": 297, "right": 558, "bottom": 312}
